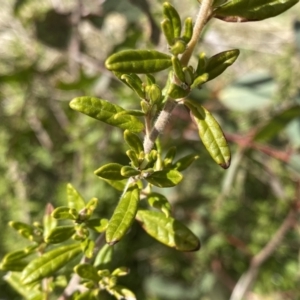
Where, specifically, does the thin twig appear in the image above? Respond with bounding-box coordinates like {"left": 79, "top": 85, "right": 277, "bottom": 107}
{"left": 230, "top": 192, "right": 299, "bottom": 300}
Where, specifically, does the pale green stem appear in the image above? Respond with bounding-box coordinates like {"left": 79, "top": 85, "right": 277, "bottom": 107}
{"left": 180, "top": 0, "right": 214, "bottom": 66}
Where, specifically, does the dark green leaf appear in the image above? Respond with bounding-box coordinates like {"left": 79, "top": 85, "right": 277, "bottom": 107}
{"left": 124, "top": 130, "right": 143, "bottom": 154}
{"left": 21, "top": 244, "right": 82, "bottom": 284}
{"left": 106, "top": 184, "right": 140, "bottom": 245}
{"left": 173, "top": 153, "right": 199, "bottom": 171}
{"left": 136, "top": 210, "right": 200, "bottom": 251}
{"left": 85, "top": 218, "right": 108, "bottom": 233}
{"left": 70, "top": 97, "right": 144, "bottom": 133}
{"left": 214, "top": 0, "right": 299, "bottom": 22}
{"left": 105, "top": 50, "right": 172, "bottom": 74}
{"left": 94, "top": 244, "right": 114, "bottom": 268}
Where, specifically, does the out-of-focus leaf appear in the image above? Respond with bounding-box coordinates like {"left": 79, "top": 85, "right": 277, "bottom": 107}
{"left": 74, "top": 264, "right": 99, "bottom": 282}
{"left": 21, "top": 244, "right": 82, "bottom": 285}
{"left": 214, "top": 0, "right": 299, "bottom": 22}
{"left": 136, "top": 210, "right": 200, "bottom": 251}
{"left": 70, "top": 97, "right": 144, "bottom": 133}
{"left": 173, "top": 154, "right": 199, "bottom": 171}
{"left": 184, "top": 99, "right": 231, "bottom": 169}
{"left": 219, "top": 72, "right": 276, "bottom": 111}
{"left": 145, "top": 169, "right": 183, "bottom": 187}
{"left": 85, "top": 218, "right": 108, "bottom": 233}
{"left": 34, "top": 9, "right": 71, "bottom": 49}
{"left": 94, "top": 163, "right": 126, "bottom": 181}
{"left": 254, "top": 106, "right": 300, "bottom": 142}
{"left": 67, "top": 183, "right": 86, "bottom": 212}
{"left": 94, "top": 244, "right": 114, "bottom": 268}
{"left": 81, "top": 238, "right": 95, "bottom": 259}
{"left": 44, "top": 225, "right": 75, "bottom": 244}
{"left": 111, "top": 285, "right": 136, "bottom": 300}
{"left": 51, "top": 206, "right": 75, "bottom": 220}
{"left": 106, "top": 184, "right": 140, "bottom": 245}
{"left": 147, "top": 192, "right": 172, "bottom": 217}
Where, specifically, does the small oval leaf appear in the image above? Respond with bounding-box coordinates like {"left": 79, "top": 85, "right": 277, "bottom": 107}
{"left": 147, "top": 192, "right": 172, "bottom": 217}
{"left": 145, "top": 169, "right": 183, "bottom": 187}
{"left": 214, "top": 0, "right": 299, "bottom": 22}
{"left": 67, "top": 183, "right": 86, "bottom": 212}
{"left": 70, "top": 97, "right": 144, "bottom": 133}
{"left": 106, "top": 184, "right": 140, "bottom": 245}
{"left": 74, "top": 263, "right": 99, "bottom": 282}
{"left": 136, "top": 210, "right": 200, "bottom": 251}
{"left": 105, "top": 50, "right": 172, "bottom": 74}
{"left": 44, "top": 226, "right": 75, "bottom": 244}
{"left": 21, "top": 243, "right": 82, "bottom": 285}
{"left": 184, "top": 99, "right": 231, "bottom": 169}
{"left": 94, "top": 163, "right": 126, "bottom": 181}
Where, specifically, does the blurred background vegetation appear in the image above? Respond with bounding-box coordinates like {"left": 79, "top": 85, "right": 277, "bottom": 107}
{"left": 0, "top": 0, "right": 300, "bottom": 299}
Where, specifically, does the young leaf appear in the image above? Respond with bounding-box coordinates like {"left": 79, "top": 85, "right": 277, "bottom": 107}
{"left": 21, "top": 243, "right": 82, "bottom": 285}
{"left": 67, "top": 183, "right": 86, "bottom": 212}
{"left": 121, "top": 166, "right": 141, "bottom": 177}
{"left": 51, "top": 206, "right": 75, "bottom": 220}
{"left": 70, "top": 97, "right": 144, "bottom": 133}
{"left": 124, "top": 130, "right": 143, "bottom": 154}
{"left": 184, "top": 99, "right": 231, "bottom": 169}
{"left": 163, "top": 2, "right": 182, "bottom": 39}
{"left": 9, "top": 221, "right": 34, "bottom": 239}
{"left": 111, "top": 285, "right": 136, "bottom": 300}
{"left": 85, "top": 218, "right": 108, "bottom": 233}
{"left": 173, "top": 153, "right": 199, "bottom": 171}
{"left": 105, "top": 50, "right": 172, "bottom": 74}
{"left": 74, "top": 264, "right": 100, "bottom": 282}
{"left": 94, "top": 244, "right": 114, "bottom": 268}
{"left": 44, "top": 225, "right": 75, "bottom": 244}
{"left": 2, "top": 246, "right": 37, "bottom": 264}
{"left": 106, "top": 184, "right": 140, "bottom": 245}
{"left": 145, "top": 169, "right": 183, "bottom": 187}
{"left": 205, "top": 49, "right": 239, "bottom": 81}
{"left": 147, "top": 192, "right": 172, "bottom": 217}
{"left": 94, "top": 163, "right": 126, "bottom": 181}
{"left": 214, "top": 0, "right": 299, "bottom": 22}
{"left": 136, "top": 210, "right": 200, "bottom": 251}
{"left": 81, "top": 238, "right": 95, "bottom": 259}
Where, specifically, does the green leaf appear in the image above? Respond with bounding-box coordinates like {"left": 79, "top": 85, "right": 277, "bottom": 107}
{"left": 9, "top": 221, "right": 34, "bottom": 239}
{"left": 184, "top": 99, "right": 231, "bottom": 169}
{"left": 102, "top": 178, "right": 128, "bottom": 191}
{"left": 163, "top": 146, "right": 177, "bottom": 167}
{"left": 105, "top": 50, "right": 172, "bottom": 74}
{"left": 173, "top": 154, "right": 199, "bottom": 171}
{"left": 106, "top": 184, "right": 140, "bottom": 245}
{"left": 214, "top": 0, "right": 299, "bottom": 22}
{"left": 84, "top": 197, "right": 98, "bottom": 218}
{"left": 167, "top": 82, "right": 190, "bottom": 99}
{"left": 74, "top": 264, "right": 99, "bottom": 282}
{"left": 124, "top": 130, "right": 143, "bottom": 154}
{"left": 21, "top": 244, "right": 82, "bottom": 285}
{"left": 51, "top": 206, "right": 75, "bottom": 220}
{"left": 94, "top": 163, "right": 126, "bottom": 181}
{"left": 136, "top": 210, "right": 200, "bottom": 251}
{"left": 0, "top": 259, "right": 28, "bottom": 272}
{"left": 4, "top": 272, "right": 42, "bottom": 300}
{"left": 145, "top": 169, "right": 183, "bottom": 187}
{"left": 81, "top": 238, "right": 95, "bottom": 259}
{"left": 111, "top": 285, "right": 136, "bottom": 300}
{"left": 2, "top": 246, "right": 37, "bottom": 264}
{"left": 44, "top": 226, "right": 75, "bottom": 244}
{"left": 254, "top": 106, "right": 300, "bottom": 142}
{"left": 147, "top": 192, "right": 172, "bottom": 217}
{"left": 205, "top": 49, "right": 239, "bottom": 81}
{"left": 70, "top": 97, "right": 144, "bottom": 133}
{"left": 85, "top": 218, "right": 108, "bottom": 233}
{"left": 163, "top": 2, "right": 182, "bottom": 39}
{"left": 121, "top": 166, "right": 141, "bottom": 177}
{"left": 67, "top": 183, "right": 86, "bottom": 212}
{"left": 94, "top": 244, "right": 114, "bottom": 268}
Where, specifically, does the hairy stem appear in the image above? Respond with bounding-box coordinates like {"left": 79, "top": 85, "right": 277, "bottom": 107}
{"left": 143, "top": 99, "right": 177, "bottom": 154}
{"left": 143, "top": 0, "right": 214, "bottom": 154}
{"left": 181, "top": 0, "right": 214, "bottom": 66}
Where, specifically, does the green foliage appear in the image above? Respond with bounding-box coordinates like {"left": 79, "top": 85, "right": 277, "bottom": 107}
{"left": 1, "top": 0, "right": 299, "bottom": 299}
